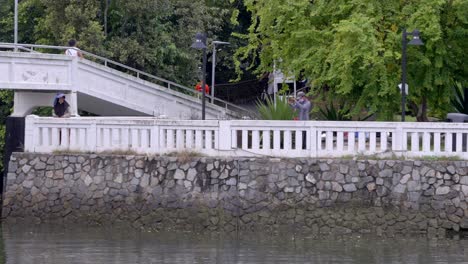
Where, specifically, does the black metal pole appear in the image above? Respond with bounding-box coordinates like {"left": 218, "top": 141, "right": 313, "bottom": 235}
{"left": 201, "top": 48, "right": 207, "bottom": 120}
{"left": 401, "top": 29, "right": 408, "bottom": 122}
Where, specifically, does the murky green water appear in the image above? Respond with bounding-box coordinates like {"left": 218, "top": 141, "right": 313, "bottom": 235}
{"left": 0, "top": 224, "right": 467, "bottom": 264}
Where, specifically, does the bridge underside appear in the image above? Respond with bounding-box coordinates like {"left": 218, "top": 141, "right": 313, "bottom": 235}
{"left": 77, "top": 93, "right": 149, "bottom": 116}
{"left": 11, "top": 91, "right": 162, "bottom": 117}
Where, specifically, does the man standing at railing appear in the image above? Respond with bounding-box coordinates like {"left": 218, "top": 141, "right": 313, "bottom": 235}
{"left": 289, "top": 91, "right": 311, "bottom": 121}
{"left": 65, "top": 39, "right": 83, "bottom": 58}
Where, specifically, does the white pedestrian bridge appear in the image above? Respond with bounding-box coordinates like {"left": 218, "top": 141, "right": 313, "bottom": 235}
{"left": 25, "top": 115, "right": 468, "bottom": 159}
{"left": 0, "top": 43, "right": 253, "bottom": 119}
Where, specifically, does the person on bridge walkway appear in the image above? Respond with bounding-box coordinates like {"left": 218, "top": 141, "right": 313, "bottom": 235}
{"left": 53, "top": 94, "right": 71, "bottom": 118}
{"left": 289, "top": 91, "right": 311, "bottom": 121}
{"left": 195, "top": 81, "right": 210, "bottom": 99}
{"left": 65, "top": 39, "right": 84, "bottom": 58}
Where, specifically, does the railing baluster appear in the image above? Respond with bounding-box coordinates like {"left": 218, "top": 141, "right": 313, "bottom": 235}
{"left": 61, "top": 128, "right": 69, "bottom": 148}
{"left": 160, "top": 129, "right": 167, "bottom": 150}
{"left": 205, "top": 130, "right": 213, "bottom": 149}
{"left": 295, "top": 130, "right": 303, "bottom": 150}
{"left": 122, "top": 128, "right": 129, "bottom": 149}
{"left": 176, "top": 129, "right": 184, "bottom": 149}
{"left": 423, "top": 132, "right": 431, "bottom": 153}
{"left": 434, "top": 132, "right": 441, "bottom": 153}
{"left": 381, "top": 132, "right": 388, "bottom": 152}
{"left": 167, "top": 129, "right": 175, "bottom": 149}
{"left": 369, "top": 132, "right": 376, "bottom": 152}
{"left": 456, "top": 132, "right": 463, "bottom": 152}
{"left": 51, "top": 128, "right": 59, "bottom": 148}
{"left": 252, "top": 130, "right": 260, "bottom": 151}
{"left": 411, "top": 132, "right": 419, "bottom": 152}
{"left": 273, "top": 130, "right": 281, "bottom": 151}
{"left": 231, "top": 129, "right": 237, "bottom": 149}
{"left": 242, "top": 130, "right": 248, "bottom": 149}
{"left": 284, "top": 130, "right": 292, "bottom": 150}
{"left": 263, "top": 130, "right": 270, "bottom": 150}
{"left": 186, "top": 130, "right": 194, "bottom": 149}
{"left": 348, "top": 131, "right": 355, "bottom": 152}
{"left": 326, "top": 131, "right": 333, "bottom": 151}
{"left": 111, "top": 128, "right": 119, "bottom": 148}
{"left": 337, "top": 131, "right": 344, "bottom": 152}
{"left": 41, "top": 127, "right": 50, "bottom": 148}
{"left": 141, "top": 129, "right": 149, "bottom": 149}
{"left": 358, "top": 132, "right": 366, "bottom": 152}
{"left": 195, "top": 130, "right": 203, "bottom": 149}
{"left": 445, "top": 132, "right": 452, "bottom": 153}
{"left": 131, "top": 129, "right": 139, "bottom": 149}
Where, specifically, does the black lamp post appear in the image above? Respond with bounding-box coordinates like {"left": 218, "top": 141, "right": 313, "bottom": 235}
{"left": 401, "top": 29, "right": 424, "bottom": 122}
{"left": 191, "top": 32, "right": 208, "bottom": 120}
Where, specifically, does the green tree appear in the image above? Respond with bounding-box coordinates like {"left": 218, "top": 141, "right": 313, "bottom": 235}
{"left": 35, "top": 0, "right": 106, "bottom": 52}
{"left": 105, "top": 0, "right": 231, "bottom": 85}
{"left": 0, "top": 91, "right": 13, "bottom": 172}
{"left": 235, "top": 0, "right": 468, "bottom": 121}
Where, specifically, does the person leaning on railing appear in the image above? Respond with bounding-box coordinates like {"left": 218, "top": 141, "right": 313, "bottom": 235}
{"left": 52, "top": 93, "right": 71, "bottom": 118}
{"left": 65, "top": 39, "right": 84, "bottom": 58}
{"left": 195, "top": 81, "right": 210, "bottom": 98}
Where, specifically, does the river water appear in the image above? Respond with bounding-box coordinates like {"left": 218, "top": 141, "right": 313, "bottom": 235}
{"left": 0, "top": 224, "right": 467, "bottom": 264}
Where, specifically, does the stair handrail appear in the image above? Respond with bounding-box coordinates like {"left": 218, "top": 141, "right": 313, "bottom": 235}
{"left": 0, "top": 42, "right": 256, "bottom": 118}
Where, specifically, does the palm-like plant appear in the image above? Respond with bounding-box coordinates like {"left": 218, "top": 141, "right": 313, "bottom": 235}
{"left": 256, "top": 96, "right": 296, "bottom": 120}
{"left": 319, "top": 102, "right": 351, "bottom": 121}
{"left": 318, "top": 101, "right": 373, "bottom": 121}
{"left": 451, "top": 83, "right": 468, "bottom": 114}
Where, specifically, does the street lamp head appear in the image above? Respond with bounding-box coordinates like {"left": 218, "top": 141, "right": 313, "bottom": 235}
{"left": 191, "top": 32, "right": 207, "bottom": 50}
{"left": 408, "top": 29, "right": 424, "bottom": 46}
{"left": 212, "top": 41, "right": 230, "bottom": 45}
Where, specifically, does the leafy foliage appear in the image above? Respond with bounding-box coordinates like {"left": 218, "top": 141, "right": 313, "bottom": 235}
{"left": 451, "top": 83, "right": 468, "bottom": 115}
{"left": 256, "top": 96, "right": 296, "bottom": 120}
{"left": 0, "top": 91, "right": 13, "bottom": 172}
{"left": 318, "top": 102, "right": 351, "bottom": 121}
{"left": 317, "top": 102, "right": 374, "bottom": 121}
{"left": 235, "top": 0, "right": 468, "bottom": 121}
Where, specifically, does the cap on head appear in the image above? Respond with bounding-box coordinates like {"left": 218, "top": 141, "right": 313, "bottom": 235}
{"left": 297, "top": 91, "right": 305, "bottom": 98}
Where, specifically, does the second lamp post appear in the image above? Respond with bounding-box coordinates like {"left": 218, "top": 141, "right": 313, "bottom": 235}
{"left": 191, "top": 33, "right": 208, "bottom": 120}
{"left": 401, "top": 28, "right": 424, "bottom": 122}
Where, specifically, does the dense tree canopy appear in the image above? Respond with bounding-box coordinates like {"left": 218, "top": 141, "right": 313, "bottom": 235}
{"left": 0, "top": 0, "right": 246, "bottom": 172}
{"left": 0, "top": 0, "right": 247, "bottom": 84}
{"left": 235, "top": 0, "right": 468, "bottom": 120}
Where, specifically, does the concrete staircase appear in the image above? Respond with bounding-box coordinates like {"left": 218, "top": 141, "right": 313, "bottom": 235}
{"left": 0, "top": 43, "right": 253, "bottom": 119}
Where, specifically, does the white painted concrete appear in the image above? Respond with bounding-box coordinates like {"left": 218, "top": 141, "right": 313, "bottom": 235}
{"left": 24, "top": 116, "right": 468, "bottom": 159}
{"left": 0, "top": 52, "right": 243, "bottom": 119}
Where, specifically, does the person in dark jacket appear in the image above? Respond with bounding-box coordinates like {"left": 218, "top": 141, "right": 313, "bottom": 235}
{"left": 53, "top": 93, "right": 70, "bottom": 118}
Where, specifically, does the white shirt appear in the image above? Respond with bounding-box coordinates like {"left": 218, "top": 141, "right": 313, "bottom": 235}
{"left": 65, "top": 47, "right": 80, "bottom": 56}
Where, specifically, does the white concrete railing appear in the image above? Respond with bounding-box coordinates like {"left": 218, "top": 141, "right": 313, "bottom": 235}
{"left": 25, "top": 115, "right": 468, "bottom": 159}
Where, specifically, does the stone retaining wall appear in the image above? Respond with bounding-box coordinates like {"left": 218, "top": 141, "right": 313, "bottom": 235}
{"left": 3, "top": 153, "right": 468, "bottom": 236}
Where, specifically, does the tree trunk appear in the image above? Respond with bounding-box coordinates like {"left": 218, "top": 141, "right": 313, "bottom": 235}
{"left": 408, "top": 96, "right": 429, "bottom": 122}
{"left": 417, "top": 95, "right": 429, "bottom": 122}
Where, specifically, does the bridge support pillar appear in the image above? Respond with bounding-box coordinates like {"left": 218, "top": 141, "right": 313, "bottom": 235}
{"left": 69, "top": 91, "right": 79, "bottom": 116}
